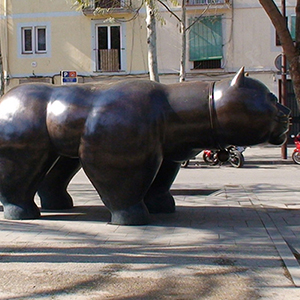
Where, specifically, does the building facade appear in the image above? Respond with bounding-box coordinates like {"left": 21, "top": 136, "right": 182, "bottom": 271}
{"left": 0, "top": 0, "right": 297, "bottom": 98}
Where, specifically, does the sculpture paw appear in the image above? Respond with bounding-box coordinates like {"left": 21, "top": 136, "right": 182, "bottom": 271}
{"left": 144, "top": 192, "right": 175, "bottom": 214}
{"left": 110, "top": 201, "right": 150, "bottom": 225}
{"left": 39, "top": 191, "right": 73, "bottom": 210}
{"left": 3, "top": 203, "right": 40, "bottom": 220}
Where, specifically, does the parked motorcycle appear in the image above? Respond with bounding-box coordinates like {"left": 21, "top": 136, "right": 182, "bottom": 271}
{"left": 181, "top": 160, "right": 191, "bottom": 168}
{"left": 181, "top": 146, "right": 245, "bottom": 168}
{"left": 292, "top": 134, "right": 300, "bottom": 165}
{"left": 203, "top": 146, "right": 245, "bottom": 168}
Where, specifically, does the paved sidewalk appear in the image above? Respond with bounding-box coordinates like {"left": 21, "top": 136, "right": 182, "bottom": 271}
{"left": 1, "top": 146, "right": 300, "bottom": 299}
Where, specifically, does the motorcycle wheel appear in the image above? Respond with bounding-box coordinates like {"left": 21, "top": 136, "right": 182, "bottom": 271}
{"left": 292, "top": 152, "right": 300, "bottom": 165}
{"left": 229, "top": 150, "right": 244, "bottom": 168}
{"left": 181, "top": 160, "right": 189, "bottom": 168}
{"left": 203, "top": 151, "right": 219, "bottom": 165}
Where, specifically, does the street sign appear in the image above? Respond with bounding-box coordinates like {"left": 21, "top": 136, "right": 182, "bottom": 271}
{"left": 274, "top": 54, "right": 290, "bottom": 72}
{"left": 61, "top": 71, "right": 78, "bottom": 85}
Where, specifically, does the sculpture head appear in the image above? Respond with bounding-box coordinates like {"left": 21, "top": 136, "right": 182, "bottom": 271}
{"left": 212, "top": 67, "right": 290, "bottom": 147}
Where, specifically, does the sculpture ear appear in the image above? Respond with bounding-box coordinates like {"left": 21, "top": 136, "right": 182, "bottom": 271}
{"left": 230, "top": 67, "right": 245, "bottom": 87}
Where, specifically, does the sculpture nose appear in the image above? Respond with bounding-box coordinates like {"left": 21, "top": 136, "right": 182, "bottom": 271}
{"left": 276, "top": 102, "right": 291, "bottom": 119}
{"left": 275, "top": 102, "right": 290, "bottom": 134}
{"left": 268, "top": 103, "right": 290, "bottom": 145}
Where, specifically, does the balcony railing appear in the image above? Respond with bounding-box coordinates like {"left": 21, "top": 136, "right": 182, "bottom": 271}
{"left": 187, "top": 0, "right": 230, "bottom": 5}
{"left": 95, "top": 0, "right": 129, "bottom": 8}
{"left": 82, "top": 0, "right": 132, "bottom": 11}
{"left": 98, "top": 49, "right": 120, "bottom": 72}
{"left": 82, "top": 0, "right": 132, "bottom": 16}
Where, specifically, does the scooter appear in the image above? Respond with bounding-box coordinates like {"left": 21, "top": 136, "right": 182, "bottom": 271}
{"left": 292, "top": 134, "right": 300, "bottom": 165}
{"left": 203, "top": 146, "right": 245, "bottom": 168}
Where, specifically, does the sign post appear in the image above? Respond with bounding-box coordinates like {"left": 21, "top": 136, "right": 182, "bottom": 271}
{"left": 281, "top": 0, "right": 288, "bottom": 159}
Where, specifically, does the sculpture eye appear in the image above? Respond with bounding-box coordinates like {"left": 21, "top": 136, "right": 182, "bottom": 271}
{"left": 268, "top": 93, "right": 278, "bottom": 103}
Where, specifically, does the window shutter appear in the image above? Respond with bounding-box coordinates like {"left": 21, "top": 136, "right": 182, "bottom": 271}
{"left": 189, "top": 15, "right": 223, "bottom": 61}
{"left": 291, "top": 15, "right": 296, "bottom": 41}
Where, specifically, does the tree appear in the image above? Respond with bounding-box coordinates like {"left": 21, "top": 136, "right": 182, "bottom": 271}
{"left": 259, "top": 0, "right": 300, "bottom": 105}
{"left": 0, "top": 51, "right": 3, "bottom": 96}
{"left": 145, "top": 0, "right": 160, "bottom": 82}
{"left": 179, "top": 0, "right": 186, "bottom": 82}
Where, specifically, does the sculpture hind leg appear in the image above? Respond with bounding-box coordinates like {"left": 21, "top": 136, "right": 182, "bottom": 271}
{"left": 0, "top": 149, "right": 59, "bottom": 220}
{"left": 38, "top": 157, "right": 81, "bottom": 210}
{"left": 144, "top": 159, "right": 181, "bottom": 213}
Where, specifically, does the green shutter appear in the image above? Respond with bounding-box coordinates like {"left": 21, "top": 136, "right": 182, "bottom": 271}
{"left": 189, "top": 15, "right": 223, "bottom": 61}
{"left": 291, "top": 15, "right": 296, "bottom": 41}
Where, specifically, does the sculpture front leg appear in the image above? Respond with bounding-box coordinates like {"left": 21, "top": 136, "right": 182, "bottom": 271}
{"left": 144, "top": 159, "right": 181, "bottom": 214}
{"left": 80, "top": 146, "right": 163, "bottom": 225}
{"left": 81, "top": 159, "right": 154, "bottom": 225}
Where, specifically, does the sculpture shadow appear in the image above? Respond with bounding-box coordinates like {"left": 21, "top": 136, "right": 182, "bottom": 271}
{"left": 38, "top": 189, "right": 218, "bottom": 223}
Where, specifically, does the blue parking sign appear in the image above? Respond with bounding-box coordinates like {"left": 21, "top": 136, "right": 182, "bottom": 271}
{"left": 61, "top": 71, "right": 78, "bottom": 85}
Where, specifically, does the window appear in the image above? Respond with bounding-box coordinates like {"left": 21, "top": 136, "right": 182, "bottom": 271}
{"left": 96, "top": 25, "right": 121, "bottom": 71}
{"left": 22, "top": 26, "right": 47, "bottom": 54}
{"left": 36, "top": 28, "right": 46, "bottom": 52}
{"left": 189, "top": 15, "right": 223, "bottom": 69}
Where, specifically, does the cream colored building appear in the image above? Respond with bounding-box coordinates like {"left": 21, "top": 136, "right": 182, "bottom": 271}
{"left": 0, "top": 0, "right": 150, "bottom": 90}
{"left": 0, "top": 0, "right": 297, "bottom": 97}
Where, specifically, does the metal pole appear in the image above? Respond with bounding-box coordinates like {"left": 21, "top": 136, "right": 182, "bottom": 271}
{"left": 281, "top": 0, "right": 288, "bottom": 159}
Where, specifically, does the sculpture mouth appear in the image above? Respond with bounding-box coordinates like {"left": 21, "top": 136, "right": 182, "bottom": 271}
{"left": 268, "top": 103, "right": 290, "bottom": 145}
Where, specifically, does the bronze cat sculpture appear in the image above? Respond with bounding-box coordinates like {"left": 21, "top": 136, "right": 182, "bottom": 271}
{"left": 0, "top": 68, "right": 290, "bottom": 225}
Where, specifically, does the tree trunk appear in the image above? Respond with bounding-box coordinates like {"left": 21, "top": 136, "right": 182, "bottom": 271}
{"left": 0, "top": 52, "right": 3, "bottom": 96}
{"left": 259, "top": 0, "right": 300, "bottom": 104}
{"left": 292, "top": 0, "right": 300, "bottom": 104}
{"left": 146, "top": 0, "right": 160, "bottom": 82}
{"left": 179, "top": 0, "right": 186, "bottom": 82}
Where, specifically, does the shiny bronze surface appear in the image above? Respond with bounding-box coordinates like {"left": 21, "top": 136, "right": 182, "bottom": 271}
{"left": 0, "top": 68, "right": 290, "bottom": 225}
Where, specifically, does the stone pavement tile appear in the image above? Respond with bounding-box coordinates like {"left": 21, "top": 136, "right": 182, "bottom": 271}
{"left": 283, "top": 214, "right": 300, "bottom": 226}
{"left": 289, "top": 227, "right": 300, "bottom": 236}
{"left": 144, "top": 236, "right": 172, "bottom": 246}
{"left": 169, "top": 233, "right": 207, "bottom": 245}
{"left": 235, "top": 237, "right": 274, "bottom": 246}
{"left": 143, "top": 226, "right": 176, "bottom": 236}
{"left": 104, "top": 234, "right": 149, "bottom": 244}
{"left": 113, "top": 225, "right": 147, "bottom": 234}
{"left": 245, "top": 219, "right": 264, "bottom": 227}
